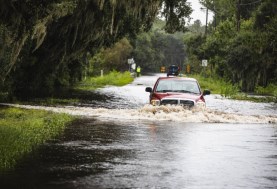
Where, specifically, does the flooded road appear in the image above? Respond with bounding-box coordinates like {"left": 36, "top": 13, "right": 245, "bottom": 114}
{"left": 96, "top": 73, "right": 277, "bottom": 116}
{"left": 1, "top": 74, "right": 277, "bottom": 188}
{"left": 1, "top": 119, "right": 277, "bottom": 189}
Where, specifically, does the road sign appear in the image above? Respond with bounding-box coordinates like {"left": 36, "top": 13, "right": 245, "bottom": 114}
{"left": 128, "top": 58, "right": 134, "bottom": 64}
{"left": 186, "top": 64, "right": 190, "bottom": 73}
{"left": 160, "top": 66, "right": 166, "bottom": 73}
{"left": 202, "top": 59, "right": 208, "bottom": 67}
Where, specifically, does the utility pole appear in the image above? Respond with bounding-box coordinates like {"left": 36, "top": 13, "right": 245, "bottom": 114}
{"left": 205, "top": 7, "right": 208, "bottom": 35}
{"left": 237, "top": 0, "right": 241, "bottom": 32}
{"left": 213, "top": 5, "right": 216, "bottom": 30}
{"left": 201, "top": 6, "right": 209, "bottom": 35}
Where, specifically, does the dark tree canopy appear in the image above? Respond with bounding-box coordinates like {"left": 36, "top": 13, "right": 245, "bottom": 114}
{"left": 188, "top": 0, "right": 277, "bottom": 92}
{"left": 0, "top": 0, "right": 192, "bottom": 96}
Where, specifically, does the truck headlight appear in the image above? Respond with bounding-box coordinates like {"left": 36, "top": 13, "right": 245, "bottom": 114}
{"left": 196, "top": 101, "right": 206, "bottom": 108}
{"left": 150, "top": 99, "right": 160, "bottom": 106}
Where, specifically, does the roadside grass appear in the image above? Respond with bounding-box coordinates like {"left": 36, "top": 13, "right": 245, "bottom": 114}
{"left": 255, "top": 84, "right": 277, "bottom": 97}
{"left": 76, "top": 70, "right": 134, "bottom": 91}
{"left": 189, "top": 74, "right": 277, "bottom": 103}
{"left": 25, "top": 98, "right": 81, "bottom": 106}
{"left": 4, "top": 71, "right": 134, "bottom": 106}
{"left": 230, "top": 93, "right": 277, "bottom": 103}
{"left": 0, "top": 106, "right": 74, "bottom": 171}
{"left": 190, "top": 74, "right": 239, "bottom": 97}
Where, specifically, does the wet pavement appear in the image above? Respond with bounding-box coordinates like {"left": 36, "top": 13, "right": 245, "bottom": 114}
{"left": 97, "top": 74, "right": 277, "bottom": 116}
{"left": 1, "top": 119, "right": 277, "bottom": 189}
{"left": 1, "top": 74, "right": 277, "bottom": 188}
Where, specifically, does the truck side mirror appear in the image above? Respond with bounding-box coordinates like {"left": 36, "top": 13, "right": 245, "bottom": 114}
{"left": 203, "top": 89, "right": 211, "bottom": 96}
{"left": 145, "top": 87, "right": 152, "bottom": 92}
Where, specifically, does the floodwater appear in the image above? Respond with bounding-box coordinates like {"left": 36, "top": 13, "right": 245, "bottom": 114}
{"left": 1, "top": 74, "right": 277, "bottom": 189}
{"left": 96, "top": 73, "right": 277, "bottom": 117}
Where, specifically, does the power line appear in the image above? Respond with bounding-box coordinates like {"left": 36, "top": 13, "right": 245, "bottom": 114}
{"left": 237, "top": 0, "right": 262, "bottom": 31}
{"left": 240, "top": 0, "right": 262, "bottom": 6}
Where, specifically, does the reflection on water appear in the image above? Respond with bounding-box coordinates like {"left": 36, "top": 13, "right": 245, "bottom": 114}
{"left": 1, "top": 74, "right": 277, "bottom": 188}
{"left": 1, "top": 119, "right": 277, "bottom": 189}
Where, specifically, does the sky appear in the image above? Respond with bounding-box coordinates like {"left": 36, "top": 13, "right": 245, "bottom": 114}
{"left": 187, "top": 0, "right": 214, "bottom": 25}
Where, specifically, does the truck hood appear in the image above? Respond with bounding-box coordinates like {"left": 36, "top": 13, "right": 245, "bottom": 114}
{"left": 154, "top": 92, "right": 202, "bottom": 102}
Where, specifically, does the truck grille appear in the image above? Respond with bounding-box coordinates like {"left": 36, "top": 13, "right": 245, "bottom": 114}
{"left": 180, "top": 100, "right": 195, "bottom": 107}
{"left": 161, "top": 99, "right": 178, "bottom": 105}
{"left": 161, "top": 99, "right": 195, "bottom": 107}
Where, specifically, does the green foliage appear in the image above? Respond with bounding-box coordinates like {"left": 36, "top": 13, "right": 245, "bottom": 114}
{"left": 183, "top": 34, "right": 206, "bottom": 73}
{"left": 220, "top": 84, "right": 239, "bottom": 98}
{"left": 253, "top": 0, "right": 276, "bottom": 31}
{"left": 255, "top": 84, "right": 277, "bottom": 97}
{"left": 194, "top": 73, "right": 276, "bottom": 102}
{"left": 162, "top": 0, "right": 192, "bottom": 33}
{"left": 187, "top": 20, "right": 205, "bottom": 35}
{"left": 200, "top": 19, "right": 236, "bottom": 77}
{"left": 133, "top": 32, "right": 161, "bottom": 72}
{"left": 88, "top": 50, "right": 105, "bottom": 76}
{"left": 226, "top": 31, "right": 261, "bottom": 91}
{"left": 87, "top": 38, "right": 133, "bottom": 77}
{"left": 231, "top": 93, "right": 277, "bottom": 103}
{"left": 191, "top": 74, "right": 238, "bottom": 97}
{"left": 102, "top": 38, "right": 133, "bottom": 72}
{"left": 0, "top": 0, "right": 193, "bottom": 99}
{"left": 76, "top": 70, "right": 134, "bottom": 90}
{"left": 134, "top": 24, "right": 186, "bottom": 72}
{"left": 0, "top": 92, "right": 8, "bottom": 102}
{"left": 186, "top": 0, "right": 277, "bottom": 93}
{"left": 0, "top": 107, "right": 74, "bottom": 170}
{"left": 38, "top": 98, "right": 80, "bottom": 106}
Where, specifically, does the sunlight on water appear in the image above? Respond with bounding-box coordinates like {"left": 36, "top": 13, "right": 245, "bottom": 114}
{"left": 3, "top": 104, "right": 277, "bottom": 124}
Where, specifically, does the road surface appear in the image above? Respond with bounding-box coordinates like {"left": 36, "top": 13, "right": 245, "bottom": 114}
{"left": 1, "top": 74, "right": 277, "bottom": 189}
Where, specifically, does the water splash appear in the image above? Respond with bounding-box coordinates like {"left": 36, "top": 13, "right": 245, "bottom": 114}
{"left": 2, "top": 103, "right": 277, "bottom": 124}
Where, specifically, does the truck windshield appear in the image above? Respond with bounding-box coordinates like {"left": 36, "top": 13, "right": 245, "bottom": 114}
{"left": 156, "top": 79, "right": 201, "bottom": 94}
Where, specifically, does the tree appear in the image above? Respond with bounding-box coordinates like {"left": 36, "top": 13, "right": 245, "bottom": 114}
{"left": 185, "top": 0, "right": 276, "bottom": 92}
{"left": 0, "top": 0, "right": 192, "bottom": 97}
{"left": 184, "top": 34, "right": 206, "bottom": 73}
{"left": 133, "top": 28, "right": 186, "bottom": 72}
{"left": 253, "top": 0, "right": 277, "bottom": 85}
{"left": 162, "top": 0, "right": 192, "bottom": 33}
{"left": 188, "top": 20, "right": 205, "bottom": 35}
{"left": 133, "top": 32, "right": 161, "bottom": 72}
{"left": 226, "top": 31, "right": 260, "bottom": 91}
{"left": 103, "top": 38, "right": 133, "bottom": 72}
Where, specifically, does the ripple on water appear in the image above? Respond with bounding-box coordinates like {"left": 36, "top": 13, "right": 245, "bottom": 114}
{"left": 4, "top": 103, "right": 277, "bottom": 124}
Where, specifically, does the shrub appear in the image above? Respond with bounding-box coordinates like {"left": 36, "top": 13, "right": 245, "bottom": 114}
{"left": 0, "top": 107, "right": 74, "bottom": 170}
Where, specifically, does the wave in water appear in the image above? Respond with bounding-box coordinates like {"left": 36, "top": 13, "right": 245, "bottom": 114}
{"left": 2, "top": 104, "right": 277, "bottom": 124}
